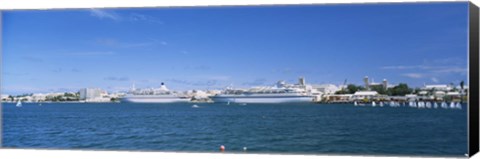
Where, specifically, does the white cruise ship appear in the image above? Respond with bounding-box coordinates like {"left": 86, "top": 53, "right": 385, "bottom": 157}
{"left": 121, "top": 83, "right": 191, "bottom": 103}
{"left": 210, "top": 77, "right": 314, "bottom": 104}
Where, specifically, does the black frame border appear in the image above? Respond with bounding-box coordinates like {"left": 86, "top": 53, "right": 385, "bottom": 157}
{"left": 469, "top": 1, "right": 479, "bottom": 157}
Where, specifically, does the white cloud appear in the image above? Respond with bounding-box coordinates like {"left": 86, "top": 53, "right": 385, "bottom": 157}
{"left": 402, "top": 73, "right": 424, "bottom": 79}
{"left": 431, "top": 67, "right": 467, "bottom": 74}
{"left": 96, "top": 38, "right": 164, "bottom": 48}
{"left": 104, "top": 76, "right": 130, "bottom": 81}
{"left": 128, "top": 13, "right": 164, "bottom": 24}
{"left": 381, "top": 65, "right": 418, "bottom": 70}
{"left": 89, "top": 9, "right": 121, "bottom": 21}
{"left": 431, "top": 77, "right": 439, "bottom": 83}
{"left": 68, "top": 51, "right": 115, "bottom": 56}
{"left": 89, "top": 9, "right": 163, "bottom": 24}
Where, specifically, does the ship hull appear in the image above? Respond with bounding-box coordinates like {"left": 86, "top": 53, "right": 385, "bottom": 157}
{"left": 121, "top": 95, "right": 191, "bottom": 103}
{"left": 210, "top": 95, "right": 313, "bottom": 104}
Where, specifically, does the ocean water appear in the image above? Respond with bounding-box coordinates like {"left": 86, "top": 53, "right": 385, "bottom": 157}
{"left": 2, "top": 103, "right": 468, "bottom": 156}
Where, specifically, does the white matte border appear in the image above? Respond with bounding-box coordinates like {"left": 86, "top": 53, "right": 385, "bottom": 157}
{"left": 0, "top": 0, "right": 478, "bottom": 159}
{"left": 0, "top": 149, "right": 468, "bottom": 159}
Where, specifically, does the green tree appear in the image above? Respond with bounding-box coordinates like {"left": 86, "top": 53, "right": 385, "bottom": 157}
{"left": 370, "top": 85, "right": 387, "bottom": 95}
{"left": 460, "top": 81, "right": 465, "bottom": 90}
{"left": 335, "top": 90, "right": 348, "bottom": 94}
{"left": 460, "top": 80, "right": 465, "bottom": 102}
{"left": 335, "top": 84, "right": 365, "bottom": 94}
{"left": 346, "top": 84, "right": 362, "bottom": 94}
{"left": 387, "top": 83, "right": 412, "bottom": 96}
{"left": 110, "top": 98, "right": 118, "bottom": 102}
{"left": 64, "top": 93, "right": 75, "bottom": 97}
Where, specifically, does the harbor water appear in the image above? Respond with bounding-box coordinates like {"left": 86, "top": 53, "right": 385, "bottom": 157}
{"left": 2, "top": 103, "right": 467, "bottom": 156}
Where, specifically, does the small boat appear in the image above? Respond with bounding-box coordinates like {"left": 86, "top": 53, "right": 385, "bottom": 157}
{"left": 379, "top": 102, "right": 384, "bottom": 107}
{"left": 449, "top": 102, "right": 455, "bottom": 109}
{"left": 455, "top": 102, "right": 462, "bottom": 109}
{"left": 239, "top": 103, "right": 247, "bottom": 106}
{"left": 371, "top": 101, "right": 376, "bottom": 107}
{"left": 441, "top": 102, "right": 448, "bottom": 109}
{"left": 354, "top": 101, "right": 358, "bottom": 106}
{"left": 418, "top": 101, "right": 425, "bottom": 108}
{"left": 226, "top": 101, "right": 230, "bottom": 105}
{"left": 425, "top": 102, "right": 432, "bottom": 109}
{"left": 192, "top": 104, "right": 200, "bottom": 108}
{"left": 16, "top": 100, "right": 22, "bottom": 107}
{"left": 433, "top": 102, "right": 438, "bottom": 109}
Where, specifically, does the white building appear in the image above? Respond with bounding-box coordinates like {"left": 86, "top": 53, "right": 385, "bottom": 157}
{"left": 433, "top": 91, "right": 446, "bottom": 99}
{"left": 446, "top": 91, "right": 460, "bottom": 97}
{"left": 79, "top": 88, "right": 109, "bottom": 102}
{"left": 422, "top": 84, "right": 453, "bottom": 91}
{"left": 1, "top": 94, "right": 10, "bottom": 101}
{"left": 191, "top": 90, "right": 210, "bottom": 99}
{"left": 311, "top": 84, "right": 340, "bottom": 95}
{"left": 32, "top": 93, "right": 47, "bottom": 102}
{"left": 352, "top": 91, "right": 379, "bottom": 100}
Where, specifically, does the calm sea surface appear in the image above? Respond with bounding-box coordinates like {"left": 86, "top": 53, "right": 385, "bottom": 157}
{"left": 2, "top": 103, "right": 468, "bottom": 156}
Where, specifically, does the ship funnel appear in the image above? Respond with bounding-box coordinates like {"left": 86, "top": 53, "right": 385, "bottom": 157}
{"left": 299, "top": 77, "right": 305, "bottom": 86}
{"left": 159, "top": 82, "right": 169, "bottom": 91}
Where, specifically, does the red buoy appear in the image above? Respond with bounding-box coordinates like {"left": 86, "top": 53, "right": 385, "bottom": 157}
{"left": 219, "top": 145, "right": 225, "bottom": 152}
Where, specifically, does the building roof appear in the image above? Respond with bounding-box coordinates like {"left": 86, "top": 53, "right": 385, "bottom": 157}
{"left": 353, "top": 91, "right": 378, "bottom": 96}
{"left": 446, "top": 92, "right": 460, "bottom": 95}
{"left": 405, "top": 94, "right": 417, "bottom": 97}
{"left": 434, "top": 91, "right": 446, "bottom": 95}
{"left": 419, "top": 91, "right": 428, "bottom": 95}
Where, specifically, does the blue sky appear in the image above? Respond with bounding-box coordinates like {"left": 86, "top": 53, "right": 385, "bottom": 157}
{"left": 2, "top": 2, "right": 469, "bottom": 95}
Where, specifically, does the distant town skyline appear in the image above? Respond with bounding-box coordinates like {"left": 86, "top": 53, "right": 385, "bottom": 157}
{"left": 2, "top": 2, "right": 469, "bottom": 95}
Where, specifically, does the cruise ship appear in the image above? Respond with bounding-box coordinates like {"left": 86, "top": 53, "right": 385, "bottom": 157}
{"left": 210, "top": 77, "right": 315, "bottom": 104}
{"left": 121, "top": 83, "right": 191, "bottom": 103}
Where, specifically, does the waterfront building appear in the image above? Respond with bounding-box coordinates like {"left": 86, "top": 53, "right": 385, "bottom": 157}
{"left": 446, "top": 91, "right": 462, "bottom": 101}
{"left": 363, "top": 76, "right": 391, "bottom": 90}
{"left": 418, "top": 91, "right": 429, "bottom": 96}
{"left": 311, "top": 84, "right": 340, "bottom": 95}
{"left": 405, "top": 94, "right": 418, "bottom": 101}
{"left": 18, "top": 96, "right": 33, "bottom": 102}
{"left": 324, "top": 94, "right": 353, "bottom": 102}
{"left": 446, "top": 91, "right": 460, "bottom": 96}
{"left": 1, "top": 94, "right": 10, "bottom": 102}
{"left": 369, "top": 79, "right": 389, "bottom": 89}
{"left": 187, "top": 90, "right": 210, "bottom": 99}
{"left": 364, "top": 76, "right": 370, "bottom": 90}
{"left": 352, "top": 91, "right": 379, "bottom": 101}
{"left": 32, "top": 93, "right": 47, "bottom": 102}
{"left": 79, "top": 88, "right": 110, "bottom": 102}
{"left": 433, "top": 91, "right": 446, "bottom": 99}
{"left": 422, "top": 84, "right": 453, "bottom": 91}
